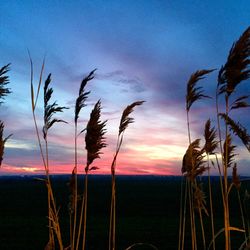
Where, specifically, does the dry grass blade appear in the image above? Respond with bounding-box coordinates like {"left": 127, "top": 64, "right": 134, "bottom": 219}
{"left": 43, "top": 74, "right": 68, "bottom": 139}
{"left": 119, "top": 101, "right": 144, "bottom": 135}
{"left": 218, "top": 26, "right": 250, "bottom": 95}
{"left": 44, "top": 74, "right": 53, "bottom": 106}
{"left": 186, "top": 69, "right": 215, "bottom": 112}
{"left": 193, "top": 183, "right": 209, "bottom": 216}
{"left": 68, "top": 167, "right": 77, "bottom": 214}
{"left": 85, "top": 99, "right": 107, "bottom": 169}
{"left": 74, "top": 69, "right": 96, "bottom": 123}
{"left": 124, "top": 243, "right": 159, "bottom": 250}
{"left": 223, "top": 134, "right": 237, "bottom": 168}
{"left": 232, "top": 163, "right": 241, "bottom": 190}
{"left": 220, "top": 113, "right": 250, "bottom": 152}
{"left": 182, "top": 139, "right": 207, "bottom": 181}
{"left": 203, "top": 119, "right": 218, "bottom": 154}
{"left": 0, "top": 121, "right": 12, "bottom": 167}
{"left": 230, "top": 95, "right": 250, "bottom": 110}
{"left": 0, "top": 64, "right": 11, "bottom": 104}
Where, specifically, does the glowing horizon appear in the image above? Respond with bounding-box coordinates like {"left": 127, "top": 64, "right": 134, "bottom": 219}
{"left": 1, "top": 1, "right": 250, "bottom": 176}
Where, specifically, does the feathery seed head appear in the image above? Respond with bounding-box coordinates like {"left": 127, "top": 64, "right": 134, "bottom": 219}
{"left": 182, "top": 139, "right": 207, "bottom": 181}
{"left": 203, "top": 119, "right": 218, "bottom": 155}
{"left": 193, "top": 183, "right": 209, "bottom": 216}
{"left": 74, "top": 69, "right": 96, "bottom": 123}
{"left": 230, "top": 95, "right": 250, "bottom": 110}
{"left": 85, "top": 100, "right": 107, "bottom": 170}
{"left": 0, "top": 121, "right": 12, "bottom": 167}
{"left": 218, "top": 26, "right": 250, "bottom": 96}
{"left": 232, "top": 163, "right": 241, "bottom": 190}
{"left": 0, "top": 64, "right": 11, "bottom": 105}
{"left": 43, "top": 74, "right": 68, "bottom": 139}
{"left": 186, "top": 69, "right": 214, "bottom": 112}
{"left": 220, "top": 113, "right": 250, "bottom": 152}
{"left": 119, "top": 101, "right": 144, "bottom": 135}
{"left": 223, "top": 134, "right": 237, "bottom": 168}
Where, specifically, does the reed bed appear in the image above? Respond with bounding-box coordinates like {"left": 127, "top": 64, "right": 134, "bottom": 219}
{"left": 179, "top": 26, "right": 250, "bottom": 250}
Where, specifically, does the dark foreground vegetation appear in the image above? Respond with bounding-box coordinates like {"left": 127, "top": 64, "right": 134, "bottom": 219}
{"left": 0, "top": 175, "right": 250, "bottom": 250}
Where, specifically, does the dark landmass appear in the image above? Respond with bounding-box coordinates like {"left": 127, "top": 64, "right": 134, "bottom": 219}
{"left": 0, "top": 175, "right": 249, "bottom": 249}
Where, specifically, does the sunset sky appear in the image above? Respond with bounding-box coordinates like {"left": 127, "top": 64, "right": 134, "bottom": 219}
{"left": 1, "top": 0, "right": 250, "bottom": 175}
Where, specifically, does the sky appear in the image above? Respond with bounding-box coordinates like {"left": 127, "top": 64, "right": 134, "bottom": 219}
{"left": 1, "top": 0, "right": 250, "bottom": 175}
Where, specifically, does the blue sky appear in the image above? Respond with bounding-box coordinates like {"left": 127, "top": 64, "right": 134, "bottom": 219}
{"left": 1, "top": 0, "right": 250, "bottom": 175}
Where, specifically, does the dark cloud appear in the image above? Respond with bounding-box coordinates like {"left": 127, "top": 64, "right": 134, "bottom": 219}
{"left": 96, "top": 70, "right": 146, "bottom": 93}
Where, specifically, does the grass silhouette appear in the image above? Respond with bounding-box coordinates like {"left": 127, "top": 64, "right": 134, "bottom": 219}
{"left": 0, "top": 64, "right": 12, "bottom": 167}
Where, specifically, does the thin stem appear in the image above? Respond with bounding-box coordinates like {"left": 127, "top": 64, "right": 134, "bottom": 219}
{"left": 112, "top": 176, "right": 116, "bottom": 250}
{"left": 109, "top": 134, "right": 123, "bottom": 250}
{"left": 186, "top": 111, "right": 191, "bottom": 144}
{"left": 72, "top": 123, "right": 78, "bottom": 250}
{"left": 181, "top": 178, "right": 188, "bottom": 250}
{"left": 45, "top": 138, "right": 54, "bottom": 246}
{"left": 237, "top": 190, "right": 247, "bottom": 247}
{"left": 45, "top": 137, "right": 64, "bottom": 250}
{"left": 224, "top": 94, "right": 231, "bottom": 250}
{"left": 198, "top": 206, "right": 206, "bottom": 250}
{"left": 188, "top": 181, "right": 197, "bottom": 250}
{"left": 82, "top": 171, "right": 88, "bottom": 250}
{"left": 215, "top": 87, "right": 224, "bottom": 164}
{"left": 207, "top": 156, "right": 215, "bottom": 250}
{"left": 178, "top": 177, "right": 184, "bottom": 250}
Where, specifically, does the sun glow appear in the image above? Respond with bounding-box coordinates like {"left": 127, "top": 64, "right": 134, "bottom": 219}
{"left": 5, "top": 140, "right": 35, "bottom": 150}
{"left": 131, "top": 144, "right": 185, "bottom": 160}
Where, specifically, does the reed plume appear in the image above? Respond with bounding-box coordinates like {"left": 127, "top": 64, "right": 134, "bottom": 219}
{"left": 85, "top": 100, "right": 107, "bottom": 169}
{"left": 230, "top": 95, "right": 250, "bottom": 110}
{"left": 0, "top": 64, "right": 11, "bottom": 167}
{"left": 218, "top": 26, "right": 250, "bottom": 96}
{"left": 186, "top": 69, "right": 214, "bottom": 112}
{"left": 0, "top": 64, "right": 11, "bottom": 104}
{"left": 109, "top": 101, "right": 144, "bottom": 250}
{"left": 223, "top": 134, "right": 236, "bottom": 169}
{"left": 43, "top": 74, "right": 68, "bottom": 141}
{"left": 74, "top": 70, "right": 95, "bottom": 123}
{"left": 203, "top": 119, "right": 218, "bottom": 155}
{"left": 186, "top": 69, "right": 214, "bottom": 144}
{"left": 232, "top": 163, "right": 241, "bottom": 190}
{"left": 182, "top": 139, "right": 207, "bottom": 181}
{"left": 71, "top": 69, "right": 96, "bottom": 250}
{"left": 77, "top": 99, "right": 107, "bottom": 250}
{"left": 0, "top": 122, "right": 12, "bottom": 167}
{"left": 220, "top": 113, "right": 250, "bottom": 152}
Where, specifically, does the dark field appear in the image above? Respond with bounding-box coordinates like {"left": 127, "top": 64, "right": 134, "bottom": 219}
{"left": 0, "top": 175, "right": 249, "bottom": 250}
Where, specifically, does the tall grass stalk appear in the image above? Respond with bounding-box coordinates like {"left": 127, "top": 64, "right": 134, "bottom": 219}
{"left": 207, "top": 159, "right": 215, "bottom": 250}
{"left": 203, "top": 119, "right": 218, "bottom": 250}
{"left": 76, "top": 100, "right": 107, "bottom": 250}
{"left": 181, "top": 69, "right": 214, "bottom": 250}
{"left": 71, "top": 70, "right": 94, "bottom": 250}
{"left": 29, "top": 57, "right": 67, "bottom": 249}
{"left": 109, "top": 101, "right": 144, "bottom": 250}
